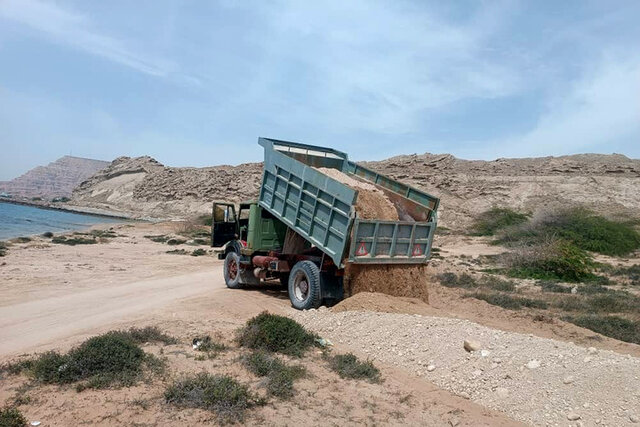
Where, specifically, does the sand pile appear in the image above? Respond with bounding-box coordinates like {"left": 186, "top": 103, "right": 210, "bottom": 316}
{"left": 317, "top": 167, "right": 399, "bottom": 220}
{"left": 332, "top": 292, "right": 432, "bottom": 314}
{"left": 344, "top": 263, "right": 430, "bottom": 303}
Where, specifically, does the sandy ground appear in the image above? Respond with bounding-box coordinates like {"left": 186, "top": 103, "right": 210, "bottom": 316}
{"left": 0, "top": 223, "right": 521, "bottom": 426}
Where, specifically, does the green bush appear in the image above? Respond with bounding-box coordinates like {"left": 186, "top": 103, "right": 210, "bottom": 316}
{"left": 165, "top": 373, "right": 258, "bottom": 422}
{"left": 506, "top": 240, "right": 596, "bottom": 282}
{"left": 12, "top": 237, "right": 31, "bottom": 243}
{"left": 328, "top": 353, "right": 381, "bottom": 383}
{"left": 51, "top": 236, "right": 97, "bottom": 245}
{"left": 13, "top": 328, "right": 170, "bottom": 389}
{"left": 89, "top": 229, "right": 117, "bottom": 238}
{"left": 197, "top": 214, "right": 213, "bottom": 227}
{"left": 436, "top": 272, "right": 478, "bottom": 289}
{"left": 498, "top": 208, "right": 640, "bottom": 256}
{"left": 471, "top": 293, "right": 548, "bottom": 310}
{"left": 144, "top": 235, "right": 169, "bottom": 243}
{"left": 166, "top": 249, "right": 188, "bottom": 255}
{"left": 471, "top": 208, "right": 530, "bottom": 236}
{"left": 166, "top": 238, "right": 186, "bottom": 245}
{"left": 191, "top": 248, "right": 207, "bottom": 256}
{"left": 566, "top": 315, "right": 640, "bottom": 344}
{"left": 0, "top": 241, "right": 7, "bottom": 257}
{"left": 242, "top": 351, "right": 306, "bottom": 399}
{"left": 0, "top": 407, "right": 26, "bottom": 427}
{"left": 237, "top": 312, "right": 317, "bottom": 357}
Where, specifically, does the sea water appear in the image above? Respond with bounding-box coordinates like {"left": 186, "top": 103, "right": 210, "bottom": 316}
{"left": 0, "top": 201, "right": 122, "bottom": 240}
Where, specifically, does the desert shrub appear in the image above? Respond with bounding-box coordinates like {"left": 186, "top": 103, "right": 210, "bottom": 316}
{"left": 52, "top": 197, "right": 70, "bottom": 203}
{"left": 437, "top": 272, "right": 478, "bottom": 289}
{"left": 89, "top": 229, "right": 117, "bottom": 238}
{"left": 191, "top": 248, "right": 207, "bottom": 256}
{"left": 12, "top": 237, "right": 31, "bottom": 243}
{"left": 577, "top": 284, "right": 610, "bottom": 295}
{"left": 504, "top": 240, "right": 596, "bottom": 282}
{"left": 237, "top": 312, "right": 317, "bottom": 357}
{"left": 537, "top": 280, "right": 572, "bottom": 293}
{"left": 0, "top": 241, "right": 7, "bottom": 257}
{"left": 193, "top": 336, "right": 226, "bottom": 358}
{"left": 554, "top": 292, "right": 639, "bottom": 314}
{"left": 481, "top": 277, "right": 516, "bottom": 292}
{"left": 471, "top": 293, "right": 548, "bottom": 310}
{"left": 42, "top": 231, "right": 54, "bottom": 238}
{"left": 610, "top": 264, "right": 640, "bottom": 283}
{"left": 498, "top": 208, "right": 640, "bottom": 256}
{"left": 166, "top": 249, "right": 188, "bottom": 255}
{"left": 115, "top": 326, "right": 178, "bottom": 345}
{"left": 51, "top": 236, "right": 97, "bottom": 245}
{"left": 471, "top": 207, "right": 530, "bottom": 236}
{"left": 328, "top": 353, "right": 381, "bottom": 383}
{"left": 165, "top": 373, "right": 258, "bottom": 422}
{"left": 566, "top": 315, "right": 640, "bottom": 344}
{"left": 17, "top": 329, "right": 168, "bottom": 389}
{"left": 144, "top": 235, "right": 169, "bottom": 243}
{"left": 166, "top": 238, "right": 187, "bottom": 245}
{"left": 0, "top": 407, "right": 26, "bottom": 427}
{"left": 242, "top": 351, "right": 306, "bottom": 399}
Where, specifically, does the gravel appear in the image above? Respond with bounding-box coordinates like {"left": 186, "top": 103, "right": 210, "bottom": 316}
{"left": 292, "top": 309, "right": 640, "bottom": 426}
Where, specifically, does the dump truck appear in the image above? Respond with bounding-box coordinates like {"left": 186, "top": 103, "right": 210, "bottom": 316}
{"left": 211, "top": 137, "right": 439, "bottom": 309}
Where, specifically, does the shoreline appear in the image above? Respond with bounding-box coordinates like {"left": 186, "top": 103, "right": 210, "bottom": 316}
{"left": 0, "top": 198, "right": 134, "bottom": 220}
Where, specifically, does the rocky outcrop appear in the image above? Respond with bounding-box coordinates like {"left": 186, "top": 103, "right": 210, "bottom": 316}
{"left": 70, "top": 156, "right": 262, "bottom": 219}
{"left": 0, "top": 156, "right": 109, "bottom": 199}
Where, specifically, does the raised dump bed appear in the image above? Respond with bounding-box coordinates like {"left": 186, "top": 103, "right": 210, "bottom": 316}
{"left": 258, "top": 137, "right": 439, "bottom": 268}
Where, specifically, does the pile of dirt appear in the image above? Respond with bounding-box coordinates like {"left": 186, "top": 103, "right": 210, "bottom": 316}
{"left": 317, "top": 167, "right": 399, "bottom": 220}
{"left": 332, "top": 291, "right": 432, "bottom": 314}
{"left": 344, "top": 263, "right": 430, "bottom": 303}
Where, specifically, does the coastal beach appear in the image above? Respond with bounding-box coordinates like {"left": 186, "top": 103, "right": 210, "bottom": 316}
{"left": 0, "top": 201, "right": 124, "bottom": 240}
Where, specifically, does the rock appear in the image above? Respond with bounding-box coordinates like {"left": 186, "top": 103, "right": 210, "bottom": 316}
{"left": 459, "top": 391, "right": 470, "bottom": 400}
{"left": 630, "top": 415, "right": 639, "bottom": 423}
{"left": 495, "top": 387, "right": 509, "bottom": 398}
{"left": 493, "top": 358, "right": 503, "bottom": 364}
{"left": 584, "top": 356, "right": 593, "bottom": 363}
{"left": 480, "top": 349, "right": 490, "bottom": 357}
{"left": 563, "top": 376, "right": 575, "bottom": 384}
{"left": 571, "top": 287, "right": 578, "bottom": 294}
{"left": 464, "top": 339, "right": 482, "bottom": 352}
{"left": 427, "top": 364, "right": 436, "bottom": 372}
{"left": 567, "top": 412, "right": 581, "bottom": 421}
{"left": 587, "top": 347, "right": 597, "bottom": 355}
{"left": 526, "top": 360, "right": 541, "bottom": 369}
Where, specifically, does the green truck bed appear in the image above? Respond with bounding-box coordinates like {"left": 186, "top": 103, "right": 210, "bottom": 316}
{"left": 258, "top": 137, "right": 439, "bottom": 268}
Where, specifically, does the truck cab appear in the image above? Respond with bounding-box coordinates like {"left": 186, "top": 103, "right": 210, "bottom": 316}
{"left": 211, "top": 201, "right": 287, "bottom": 256}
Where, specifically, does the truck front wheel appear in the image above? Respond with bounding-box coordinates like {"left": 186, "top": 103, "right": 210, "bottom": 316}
{"left": 223, "top": 251, "right": 242, "bottom": 289}
{"left": 288, "top": 261, "right": 322, "bottom": 310}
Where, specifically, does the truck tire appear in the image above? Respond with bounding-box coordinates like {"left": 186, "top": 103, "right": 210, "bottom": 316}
{"left": 288, "top": 261, "right": 322, "bottom": 310}
{"left": 223, "top": 251, "right": 242, "bottom": 289}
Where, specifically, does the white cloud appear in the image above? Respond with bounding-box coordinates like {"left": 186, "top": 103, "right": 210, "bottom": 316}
{"left": 0, "top": 0, "right": 196, "bottom": 82}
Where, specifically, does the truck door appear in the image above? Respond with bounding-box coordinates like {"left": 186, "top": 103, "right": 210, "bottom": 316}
{"left": 211, "top": 203, "right": 237, "bottom": 247}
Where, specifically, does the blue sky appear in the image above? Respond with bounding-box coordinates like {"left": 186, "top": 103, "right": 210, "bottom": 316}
{"left": 1, "top": 0, "right": 639, "bottom": 180}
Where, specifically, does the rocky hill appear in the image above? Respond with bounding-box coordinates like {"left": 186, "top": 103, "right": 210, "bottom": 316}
{"left": 70, "top": 156, "right": 262, "bottom": 219}
{"left": 0, "top": 156, "right": 110, "bottom": 199}
{"left": 69, "top": 152, "right": 640, "bottom": 225}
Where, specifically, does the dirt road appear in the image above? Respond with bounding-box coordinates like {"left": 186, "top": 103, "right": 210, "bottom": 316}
{"left": 0, "top": 269, "right": 219, "bottom": 357}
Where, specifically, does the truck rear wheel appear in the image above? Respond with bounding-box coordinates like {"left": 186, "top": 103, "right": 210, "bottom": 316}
{"left": 288, "top": 261, "right": 321, "bottom": 310}
{"left": 223, "top": 251, "right": 242, "bottom": 289}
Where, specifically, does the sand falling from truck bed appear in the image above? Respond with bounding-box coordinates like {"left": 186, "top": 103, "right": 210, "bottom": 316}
{"left": 316, "top": 167, "right": 428, "bottom": 302}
